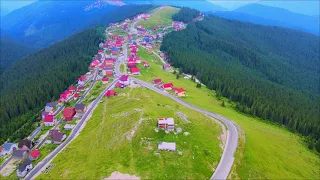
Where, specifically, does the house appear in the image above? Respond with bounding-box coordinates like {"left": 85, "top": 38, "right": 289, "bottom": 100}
{"left": 49, "top": 130, "right": 66, "bottom": 144}
{"left": 143, "top": 61, "right": 150, "bottom": 68}
{"left": 105, "top": 90, "right": 117, "bottom": 97}
{"left": 98, "top": 49, "right": 103, "bottom": 54}
{"left": 115, "top": 82, "right": 124, "bottom": 88}
{"left": 147, "top": 49, "right": 153, "bottom": 53}
{"left": 102, "top": 77, "right": 109, "bottom": 84}
{"left": 110, "top": 47, "right": 120, "bottom": 55}
{"left": 18, "top": 139, "right": 32, "bottom": 151}
{"left": 16, "top": 159, "right": 33, "bottom": 177}
{"left": 41, "top": 111, "right": 49, "bottom": 120}
{"left": 134, "top": 57, "right": 141, "bottom": 63}
{"left": 44, "top": 115, "right": 55, "bottom": 126}
{"left": 102, "top": 67, "right": 113, "bottom": 76}
{"left": 153, "top": 78, "right": 162, "bottom": 85}
{"left": 45, "top": 102, "right": 56, "bottom": 110}
{"left": 64, "top": 124, "right": 76, "bottom": 130}
{"left": 158, "top": 142, "right": 176, "bottom": 151}
{"left": 127, "top": 61, "right": 136, "bottom": 68}
{"left": 0, "top": 143, "right": 17, "bottom": 156}
{"left": 163, "top": 64, "right": 171, "bottom": 71}
{"left": 44, "top": 106, "right": 53, "bottom": 113}
{"left": 104, "top": 58, "right": 115, "bottom": 65}
{"left": 130, "top": 68, "right": 140, "bottom": 75}
{"left": 75, "top": 104, "right": 86, "bottom": 114}
{"left": 174, "top": 88, "right": 186, "bottom": 97}
{"left": 74, "top": 93, "right": 79, "bottom": 100}
{"left": 158, "top": 117, "right": 175, "bottom": 131}
{"left": 78, "top": 75, "right": 86, "bottom": 86}
{"left": 68, "top": 86, "right": 76, "bottom": 92}
{"left": 12, "top": 149, "right": 27, "bottom": 160}
{"left": 119, "top": 75, "right": 129, "bottom": 85}
{"left": 63, "top": 107, "right": 76, "bottom": 121}
{"left": 162, "top": 83, "right": 174, "bottom": 90}
{"left": 78, "top": 86, "right": 85, "bottom": 92}
{"left": 90, "top": 60, "right": 100, "bottom": 69}
{"left": 28, "top": 149, "right": 40, "bottom": 160}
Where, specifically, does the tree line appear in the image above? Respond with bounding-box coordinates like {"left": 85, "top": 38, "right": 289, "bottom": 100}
{"left": 161, "top": 10, "right": 320, "bottom": 151}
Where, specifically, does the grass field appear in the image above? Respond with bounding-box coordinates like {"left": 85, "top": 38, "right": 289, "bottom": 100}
{"left": 37, "top": 88, "right": 222, "bottom": 179}
{"left": 134, "top": 45, "right": 320, "bottom": 179}
{"left": 138, "top": 6, "right": 180, "bottom": 29}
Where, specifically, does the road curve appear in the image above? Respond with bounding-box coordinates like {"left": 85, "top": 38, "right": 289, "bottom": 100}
{"left": 24, "top": 79, "right": 118, "bottom": 180}
{"left": 131, "top": 77, "right": 238, "bottom": 179}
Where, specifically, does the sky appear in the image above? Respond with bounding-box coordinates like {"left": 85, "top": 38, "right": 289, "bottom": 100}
{"left": 1, "top": 0, "right": 36, "bottom": 16}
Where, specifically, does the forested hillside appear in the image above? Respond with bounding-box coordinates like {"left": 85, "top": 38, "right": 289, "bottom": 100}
{"left": 172, "top": 7, "right": 200, "bottom": 23}
{"left": 0, "top": 30, "right": 34, "bottom": 74}
{"left": 0, "top": 27, "right": 104, "bottom": 144}
{"left": 161, "top": 11, "right": 320, "bottom": 150}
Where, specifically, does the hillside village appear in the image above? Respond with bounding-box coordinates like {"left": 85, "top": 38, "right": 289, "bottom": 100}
{"left": 0, "top": 7, "right": 203, "bottom": 178}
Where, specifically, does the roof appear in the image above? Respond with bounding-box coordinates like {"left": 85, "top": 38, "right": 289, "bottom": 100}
{"left": 12, "top": 149, "right": 26, "bottom": 158}
{"left": 18, "top": 159, "right": 32, "bottom": 172}
{"left": 29, "top": 150, "right": 40, "bottom": 159}
{"left": 130, "top": 68, "right": 140, "bottom": 73}
{"left": 158, "top": 117, "right": 174, "bottom": 125}
{"left": 74, "top": 93, "right": 79, "bottom": 98}
{"left": 49, "top": 130, "right": 65, "bottom": 142}
{"left": 119, "top": 75, "right": 129, "bottom": 81}
{"left": 68, "top": 86, "right": 76, "bottom": 91}
{"left": 2, "top": 143, "right": 15, "bottom": 151}
{"left": 41, "top": 111, "right": 49, "bottom": 117}
{"left": 158, "top": 142, "right": 176, "bottom": 151}
{"left": 175, "top": 88, "right": 185, "bottom": 93}
{"left": 153, "top": 78, "right": 162, "bottom": 84}
{"left": 45, "top": 106, "right": 53, "bottom": 111}
{"left": 163, "top": 83, "right": 174, "bottom": 88}
{"left": 110, "top": 47, "right": 119, "bottom": 51}
{"left": 44, "top": 115, "right": 54, "bottom": 122}
{"left": 45, "top": 102, "right": 56, "bottom": 107}
{"left": 18, "top": 139, "right": 31, "bottom": 149}
{"left": 75, "top": 104, "right": 86, "bottom": 111}
{"left": 64, "top": 124, "right": 75, "bottom": 129}
{"left": 63, "top": 107, "right": 76, "bottom": 116}
{"left": 102, "top": 77, "right": 109, "bottom": 81}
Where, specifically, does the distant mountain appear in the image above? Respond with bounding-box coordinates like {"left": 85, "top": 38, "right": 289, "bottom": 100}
{"left": 232, "top": 4, "right": 319, "bottom": 35}
{"left": 124, "top": 0, "right": 227, "bottom": 12}
{"left": 1, "top": 0, "right": 151, "bottom": 48}
{"left": 0, "top": 30, "right": 34, "bottom": 73}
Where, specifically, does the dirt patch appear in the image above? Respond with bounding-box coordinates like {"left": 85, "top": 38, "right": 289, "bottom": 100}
{"left": 207, "top": 115, "right": 227, "bottom": 150}
{"left": 176, "top": 112, "right": 190, "bottom": 123}
{"left": 0, "top": 158, "right": 19, "bottom": 176}
{"left": 104, "top": 171, "right": 140, "bottom": 180}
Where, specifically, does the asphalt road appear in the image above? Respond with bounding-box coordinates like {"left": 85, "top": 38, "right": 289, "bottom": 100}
{"left": 25, "top": 79, "right": 118, "bottom": 180}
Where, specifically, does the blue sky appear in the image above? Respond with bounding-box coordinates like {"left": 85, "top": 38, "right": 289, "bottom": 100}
{"left": 1, "top": 0, "right": 36, "bottom": 16}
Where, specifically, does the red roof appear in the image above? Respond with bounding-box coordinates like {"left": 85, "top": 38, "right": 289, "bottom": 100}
{"left": 115, "top": 82, "right": 123, "bottom": 88}
{"left": 119, "top": 75, "right": 129, "bottom": 81}
{"left": 29, "top": 150, "right": 40, "bottom": 159}
{"left": 102, "top": 77, "right": 109, "bottom": 82}
{"left": 63, "top": 108, "right": 76, "bottom": 121}
{"left": 105, "top": 90, "right": 117, "bottom": 97}
{"left": 68, "top": 86, "right": 76, "bottom": 91}
{"left": 60, "top": 93, "right": 68, "bottom": 100}
{"left": 163, "top": 83, "right": 174, "bottom": 88}
{"left": 74, "top": 93, "right": 79, "bottom": 98}
{"left": 143, "top": 61, "right": 149, "bottom": 66}
{"left": 0, "top": 147, "right": 3, "bottom": 152}
{"left": 64, "top": 90, "right": 72, "bottom": 95}
{"left": 130, "top": 67, "right": 140, "bottom": 73}
{"left": 175, "top": 88, "right": 185, "bottom": 93}
{"left": 153, "top": 78, "right": 162, "bottom": 84}
{"left": 98, "top": 50, "right": 103, "bottom": 53}
{"left": 44, "top": 115, "right": 54, "bottom": 122}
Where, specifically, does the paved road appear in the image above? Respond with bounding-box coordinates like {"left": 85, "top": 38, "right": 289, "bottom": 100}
{"left": 25, "top": 79, "right": 119, "bottom": 180}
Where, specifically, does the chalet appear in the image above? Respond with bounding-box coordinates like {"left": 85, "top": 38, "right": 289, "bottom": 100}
{"left": 119, "top": 75, "right": 129, "bottom": 85}
{"left": 0, "top": 143, "right": 17, "bottom": 156}
{"left": 45, "top": 102, "right": 56, "bottom": 110}
{"left": 102, "top": 77, "right": 109, "bottom": 84}
{"left": 64, "top": 124, "right": 75, "bottom": 130}
{"left": 99, "top": 42, "right": 104, "bottom": 48}
{"left": 68, "top": 86, "right": 77, "bottom": 92}
{"left": 49, "top": 130, "right": 66, "bottom": 144}
{"left": 158, "top": 142, "right": 176, "bottom": 151}
{"left": 115, "top": 82, "right": 124, "bottom": 88}
{"left": 130, "top": 67, "right": 140, "bottom": 75}
{"left": 174, "top": 88, "right": 185, "bottom": 97}
{"left": 75, "top": 104, "right": 86, "bottom": 114}
{"left": 162, "top": 83, "right": 174, "bottom": 90}
{"left": 143, "top": 61, "right": 150, "bottom": 68}
{"left": 129, "top": 45, "right": 138, "bottom": 51}
{"left": 159, "top": 52, "right": 164, "bottom": 57}
{"left": 163, "top": 64, "right": 171, "bottom": 71}
{"left": 146, "top": 43, "right": 153, "bottom": 49}
{"left": 102, "top": 67, "right": 113, "bottom": 76}
{"left": 44, "top": 115, "right": 55, "bottom": 126}
{"left": 105, "top": 90, "right": 117, "bottom": 97}
{"left": 103, "top": 45, "right": 107, "bottom": 50}
{"left": 110, "top": 47, "right": 120, "bottom": 56}
{"left": 98, "top": 49, "right": 103, "bottom": 54}
{"left": 147, "top": 49, "right": 153, "bottom": 53}
{"left": 128, "top": 61, "right": 136, "bottom": 68}
{"left": 78, "top": 86, "right": 85, "bottom": 92}
{"left": 134, "top": 57, "right": 141, "bottom": 63}
{"left": 18, "top": 139, "right": 32, "bottom": 151}
{"left": 130, "top": 51, "right": 137, "bottom": 56}
{"left": 152, "top": 27, "right": 157, "bottom": 31}
{"left": 104, "top": 58, "right": 115, "bottom": 65}
{"left": 44, "top": 106, "right": 53, "bottom": 113}
{"left": 28, "top": 150, "right": 40, "bottom": 160}
{"left": 153, "top": 78, "right": 162, "bottom": 85}
{"left": 12, "top": 149, "right": 27, "bottom": 160}
{"left": 63, "top": 107, "right": 76, "bottom": 121}
{"left": 41, "top": 111, "right": 49, "bottom": 120}
{"left": 90, "top": 60, "right": 100, "bottom": 69}
{"left": 16, "top": 159, "right": 33, "bottom": 177}
{"left": 74, "top": 93, "right": 79, "bottom": 100}
{"left": 158, "top": 117, "right": 175, "bottom": 131}
{"left": 144, "top": 36, "right": 151, "bottom": 43}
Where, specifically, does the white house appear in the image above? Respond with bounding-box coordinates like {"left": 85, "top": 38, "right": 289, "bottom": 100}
{"left": 16, "top": 159, "right": 33, "bottom": 177}
{"left": 64, "top": 124, "right": 75, "bottom": 130}
{"left": 0, "top": 143, "right": 17, "bottom": 156}
{"left": 158, "top": 142, "right": 176, "bottom": 151}
{"left": 157, "top": 117, "right": 175, "bottom": 131}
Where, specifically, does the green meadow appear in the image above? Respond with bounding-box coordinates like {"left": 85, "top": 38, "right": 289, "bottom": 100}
{"left": 37, "top": 88, "right": 222, "bottom": 179}
{"left": 138, "top": 6, "right": 180, "bottom": 29}
{"left": 134, "top": 44, "right": 320, "bottom": 179}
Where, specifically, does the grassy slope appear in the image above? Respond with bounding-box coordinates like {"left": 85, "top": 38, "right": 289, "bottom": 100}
{"left": 37, "top": 88, "right": 222, "bottom": 179}
{"left": 134, "top": 45, "right": 320, "bottom": 179}
{"left": 138, "top": 6, "right": 180, "bottom": 29}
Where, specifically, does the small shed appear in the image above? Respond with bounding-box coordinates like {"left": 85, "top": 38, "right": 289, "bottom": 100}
{"left": 158, "top": 142, "right": 176, "bottom": 151}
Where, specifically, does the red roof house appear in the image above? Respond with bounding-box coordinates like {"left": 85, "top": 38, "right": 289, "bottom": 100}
{"left": 90, "top": 60, "right": 100, "bottom": 68}
{"left": 115, "top": 82, "right": 124, "bottom": 88}
{"left": 143, "top": 61, "right": 150, "bottom": 68}
{"left": 153, "top": 78, "right": 162, "bottom": 84}
{"left": 44, "top": 115, "right": 55, "bottom": 126}
{"left": 98, "top": 50, "right": 103, "bottom": 54}
{"left": 78, "top": 86, "right": 85, "bottom": 92}
{"left": 163, "top": 83, "right": 174, "bottom": 90}
{"left": 128, "top": 61, "right": 136, "bottom": 68}
{"left": 74, "top": 93, "right": 79, "bottom": 100}
{"left": 105, "top": 90, "right": 117, "bottom": 97}
{"left": 59, "top": 93, "right": 68, "bottom": 102}
{"left": 119, "top": 75, "right": 129, "bottom": 85}
{"left": 130, "top": 67, "right": 140, "bottom": 75}
{"left": 29, "top": 150, "right": 40, "bottom": 160}
{"left": 63, "top": 108, "right": 76, "bottom": 121}
{"left": 68, "top": 86, "right": 76, "bottom": 92}
{"left": 102, "top": 77, "right": 109, "bottom": 84}
{"left": 174, "top": 88, "right": 185, "bottom": 97}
